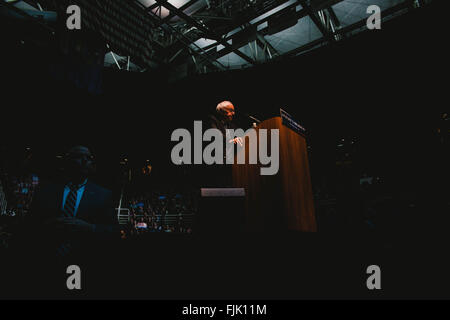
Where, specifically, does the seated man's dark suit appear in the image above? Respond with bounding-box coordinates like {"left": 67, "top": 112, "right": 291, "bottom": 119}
{"left": 28, "top": 180, "right": 117, "bottom": 260}
{"left": 30, "top": 181, "right": 116, "bottom": 232}
{"left": 11, "top": 181, "right": 118, "bottom": 295}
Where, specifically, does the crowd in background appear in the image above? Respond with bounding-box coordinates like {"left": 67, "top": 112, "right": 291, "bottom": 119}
{"left": 0, "top": 172, "right": 198, "bottom": 246}
{"left": 123, "top": 190, "right": 197, "bottom": 236}
{"left": 0, "top": 173, "right": 39, "bottom": 218}
{"left": 0, "top": 170, "right": 399, "bottom": 238}
{"left": 0, "top": 174, "right": 40, "bottom": 251}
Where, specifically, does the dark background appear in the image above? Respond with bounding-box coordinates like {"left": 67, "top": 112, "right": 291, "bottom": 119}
{"left": 0, "top": 1, "right": 448, "bottom": 299}
{"left": 1, "top": 2, "right": 446, "bottom": 189}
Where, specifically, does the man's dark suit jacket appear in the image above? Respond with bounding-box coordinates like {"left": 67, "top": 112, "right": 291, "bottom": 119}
{"left": 203, "top": 114, "right": 241, "bottom": 187}
{"left": 16, "top": 181, "right": 118, "bottom": 291}
{"left": 208, "top": 114, "right": 238, "bottom": 139}
{"left": 30, "top": 181, "right": 117, "bottom": 234}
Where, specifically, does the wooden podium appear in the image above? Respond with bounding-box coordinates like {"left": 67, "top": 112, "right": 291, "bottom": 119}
{"left": 232, "top": 116, "right": 317, "bottom": 232}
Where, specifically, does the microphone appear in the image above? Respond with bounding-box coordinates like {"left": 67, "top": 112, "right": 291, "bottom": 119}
{"left": 244, "top": 113, "right": 261, "bottom": 124}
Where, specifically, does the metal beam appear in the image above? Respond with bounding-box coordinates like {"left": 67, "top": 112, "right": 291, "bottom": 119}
{"left": 154, "top": 0, "right": 202, "bottom": 27}
{"left": 191, "top": 14, "right": 233, "bottom": 21}
{"left": 0, "top": 0, "right": 55, "bottom": 33}
{"left": 147, "top": 7, "right": 227, "bottom": 71}
{"left": 276, "top": 0, "right": 415, "bottom": 60}
{"left": 181, "top": 0, "right": 348, "bottom": 64}
{"left": 160, "top": 0, "right": 296, "bottom": 65}
{"left": 327, "top": 6, "right": 340, "bottom": 27}
{"left": 298, "top": 0, "right": 333, "bottom": 39}
{"left": 154, "top": 0, "right": 256, "bottom": 65}
{"left": 169, "top": 47, "right": 185, "bottom": 63}
{"left": 334, "top": 0, "right": 415, "bottom": 36}
{"left": 256, "top": 33, "right": 280, "bottom": 60}
{"left": 197, "top": 1, "right": 305, "bottom": 53}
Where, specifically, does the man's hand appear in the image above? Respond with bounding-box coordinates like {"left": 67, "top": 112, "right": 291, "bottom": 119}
{"left": 229, "top": 137, "right": 243, "bottom": 147}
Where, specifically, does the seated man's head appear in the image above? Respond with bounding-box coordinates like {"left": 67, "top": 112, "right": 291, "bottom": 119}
{"left": 64, "top": 145, "right": 95, "bottom": 183}
{"left": 216, "top": 101, "right": 235, "bottom": 122}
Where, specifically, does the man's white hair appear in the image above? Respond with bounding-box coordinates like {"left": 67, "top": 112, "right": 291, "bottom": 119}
{"left": 216, "top": 100, "right": 234, "bottom": 112}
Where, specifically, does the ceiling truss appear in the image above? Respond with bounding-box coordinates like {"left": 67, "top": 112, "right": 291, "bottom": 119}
{"left": 3, "top": 0, "right": 427, "bottom": 77}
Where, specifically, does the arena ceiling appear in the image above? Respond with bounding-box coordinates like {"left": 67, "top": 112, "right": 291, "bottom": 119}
{"left": 2, "top": 0, "right": 432, "bottom": 79}
{"left": 134, "top": 0, "right": 426, "bottom": 77}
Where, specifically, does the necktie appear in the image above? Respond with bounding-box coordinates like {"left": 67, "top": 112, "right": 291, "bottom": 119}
{"left": 63, "top": 185, "right": 78, "bottom": 217}
{"left": 58, "top": 185, "right": 78, "bottom": 257}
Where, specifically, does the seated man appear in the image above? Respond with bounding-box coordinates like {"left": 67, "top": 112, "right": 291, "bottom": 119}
{"left": 29, "top": 145, "right": 117, "bottom": 258}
